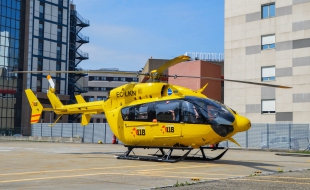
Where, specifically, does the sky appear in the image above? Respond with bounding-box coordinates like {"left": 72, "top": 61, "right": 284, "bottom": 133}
{"left": 72, "top": 0, "right": 224, "bottom": 71}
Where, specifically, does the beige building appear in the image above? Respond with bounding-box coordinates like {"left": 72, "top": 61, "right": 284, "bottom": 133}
{"left": 225, "top": 0, "right": 310, "bottom": 123}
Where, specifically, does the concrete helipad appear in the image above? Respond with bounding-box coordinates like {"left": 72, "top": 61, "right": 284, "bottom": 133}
{"left": 0, "top": 141, "right": 309, "bottom": 190}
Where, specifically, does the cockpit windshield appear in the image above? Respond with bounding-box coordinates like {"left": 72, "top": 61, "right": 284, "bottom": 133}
{"left": 184, "top": 96, "right": 235, "bottom": 125}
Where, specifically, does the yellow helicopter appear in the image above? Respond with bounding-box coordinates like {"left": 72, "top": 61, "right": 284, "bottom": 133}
{"left": 19, "top": 55, "right": 291, "bottom": 162}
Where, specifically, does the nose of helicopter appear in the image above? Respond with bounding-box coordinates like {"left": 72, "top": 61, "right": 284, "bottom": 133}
{"left": 234, "top": 114, "right": 251, "bottom": 132}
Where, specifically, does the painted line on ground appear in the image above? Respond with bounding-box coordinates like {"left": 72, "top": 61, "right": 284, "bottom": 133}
{"left": 136, "top": 170, "right": 242, "bottom": 177}
{"left": 0, "top": 163, "right": 162, "bottom": 176}
{"left": 260, "top": 176, "right": 310, "bottom": 180}
{"left": 232, "top": 178, "right": 310, "bottom": 185}
{"left": 0, "top": 171, "right": 225, "bottom": 183}
{"left": 136, "top": 164, "right": 219, "bottom": 172}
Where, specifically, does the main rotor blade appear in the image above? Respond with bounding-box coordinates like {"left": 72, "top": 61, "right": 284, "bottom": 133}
{"left": 170, "top": 75, "right": 292, "bottom": 89}
{"left": 11, "top": 70, "right": 145, "bottom": 75}
{"left": 156, "top": 55, "right": 191, "bottom": 75}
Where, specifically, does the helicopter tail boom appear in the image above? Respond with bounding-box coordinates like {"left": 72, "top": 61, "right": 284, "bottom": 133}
{"left": 25, "top": 89, "right": 43, "bottom": 124}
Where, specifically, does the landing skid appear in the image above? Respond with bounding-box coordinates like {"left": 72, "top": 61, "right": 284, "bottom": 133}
{"left": 116, "top": 145, "right": 228, "bottom": 163}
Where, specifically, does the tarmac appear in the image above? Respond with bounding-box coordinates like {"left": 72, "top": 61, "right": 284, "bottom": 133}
{"left": 0, "top": 140, "right": 309, "bottom": 190}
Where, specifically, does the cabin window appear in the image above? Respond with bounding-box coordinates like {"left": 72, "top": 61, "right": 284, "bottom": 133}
{"left": 121, "top": 103, "right": 155, "bottom": 122}
{"left": 135, "top": 105, "right": 149, "bottom": 120}
{"left": 155, "top": 100, "right": 180, "bottom": 122}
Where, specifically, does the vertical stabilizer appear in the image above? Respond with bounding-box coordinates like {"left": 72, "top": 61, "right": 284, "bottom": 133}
{"left": 81, "top": 114, "right": 91, "bottom": 126}
{"left": 25, "top": 89, "right": 43, "bottom": 124}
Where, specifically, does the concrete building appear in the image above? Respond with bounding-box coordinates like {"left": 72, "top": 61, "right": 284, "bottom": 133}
{"left": 0, "top": 0, "right": 89, "bottom": 135}
{"left": 141, "top": 57, "right": 223, "bottom": 102}
{"left": 168, "top": 60, "right": 222, "bottom": 102}
{"left": 225, "top": 0, "right": 310, "bottom": 122}
{"left": 140, "top": 58, "right": 169, "bottom": 82}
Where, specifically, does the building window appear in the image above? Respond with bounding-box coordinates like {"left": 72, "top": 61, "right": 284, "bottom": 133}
{"left": 97, "top": 96, "right": 106, "bottom": 101}
{"left": 57, "top": 45, "right": 61, "bottom": 59}
{"left": 39, "top": 3, "right": 44, "bottom": 18}
{"left": 37, "top": 78, "right": 42, "bottom": 92}
{"left": 262, "top": 100, "right": 275, "bottom": 114}
{"left": 58, "top": 9, "right": 62, "bottom": 23}
{"left": 261, "top": 34, "right": 275, "bottom": 50}
{"left": 113, "top": 77, "right": 118, "bottom": 81}
{"left": 59, "top": 0, "right": 63, "bottom": 5}
{"left": 261, "top": 66, "right": 275, "bottom": 81}
{"left": 38, "top": 40, "right": 43, "bottom": 56}
{"left": 120, "top": 77, "right": 126, "bottom": 81}
{"left": 56, "top": 62, "right": 61, "bottom": 78}
{"left": 39, "top": 22, "right": 44, "bottom": 37}
{"left": 38, "top": 58, "right": 43, "bottom": 71}
{"left": 132, "top": 78, "right": 138, "bottom": 82}
{"left": 84, "top": 96, "right": 94, "bottom": 102}
{"left": 101, "top": 77, "right": 106, "bottom": 81}
{"left": 96, "top": 118, "right": 100, "bottom": 123}
{"left": 57, "top": 26, "right": 62, "bottom": 41}
{"left": 262, "top": 3, "right": 275, "bottom": 19}
{"left": 55, "top": 80, "right": 60, "bottom": 94}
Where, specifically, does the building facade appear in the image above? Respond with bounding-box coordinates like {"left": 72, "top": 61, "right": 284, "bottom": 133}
{"left": 0, "top": 0, "right": 22, "bottom": 135}
{"left": 225, "top": 0, "right": 310, "bottom": 123}
{"left": 0, "top": 0, "right": 89, "bottom": 135}
{"left": 168, "top": 60, "right": 222, "bottom": 102}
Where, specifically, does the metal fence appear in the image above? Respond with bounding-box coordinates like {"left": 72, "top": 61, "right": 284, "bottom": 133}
{"left": 32, "top": 123, "right": 114, "bottom": 144}
{"left": 219, "top": 123, "right": 310, "bottom": 150}
{"left": 32, "top": 123, "right": 310, "bottom": 150}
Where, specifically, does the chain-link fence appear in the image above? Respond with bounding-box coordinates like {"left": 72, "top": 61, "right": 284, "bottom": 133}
{"left": 32, "top": 123, "right": 310, "bottom": 150}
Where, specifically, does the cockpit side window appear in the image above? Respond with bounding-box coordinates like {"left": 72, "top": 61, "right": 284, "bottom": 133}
{"left": 181, "top": 101, "right": 204, "bottom": 124}
{"left": 184, "top": 96, "right": 235, "bottom": 126}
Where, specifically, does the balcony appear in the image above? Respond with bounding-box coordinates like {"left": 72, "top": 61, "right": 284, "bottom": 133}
{"left": 71, "top": 10, "right": 90, "bottom": 27}
{"left": 76, "top": 32, "right": 89, "bottom": 43}
{"left": 76, "top": 49, "right": 89, "bottom": 60}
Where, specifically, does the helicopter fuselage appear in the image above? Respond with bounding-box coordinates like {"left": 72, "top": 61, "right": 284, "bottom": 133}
{"left": 104, "top": 82, "right": 251, "bottom": 148}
